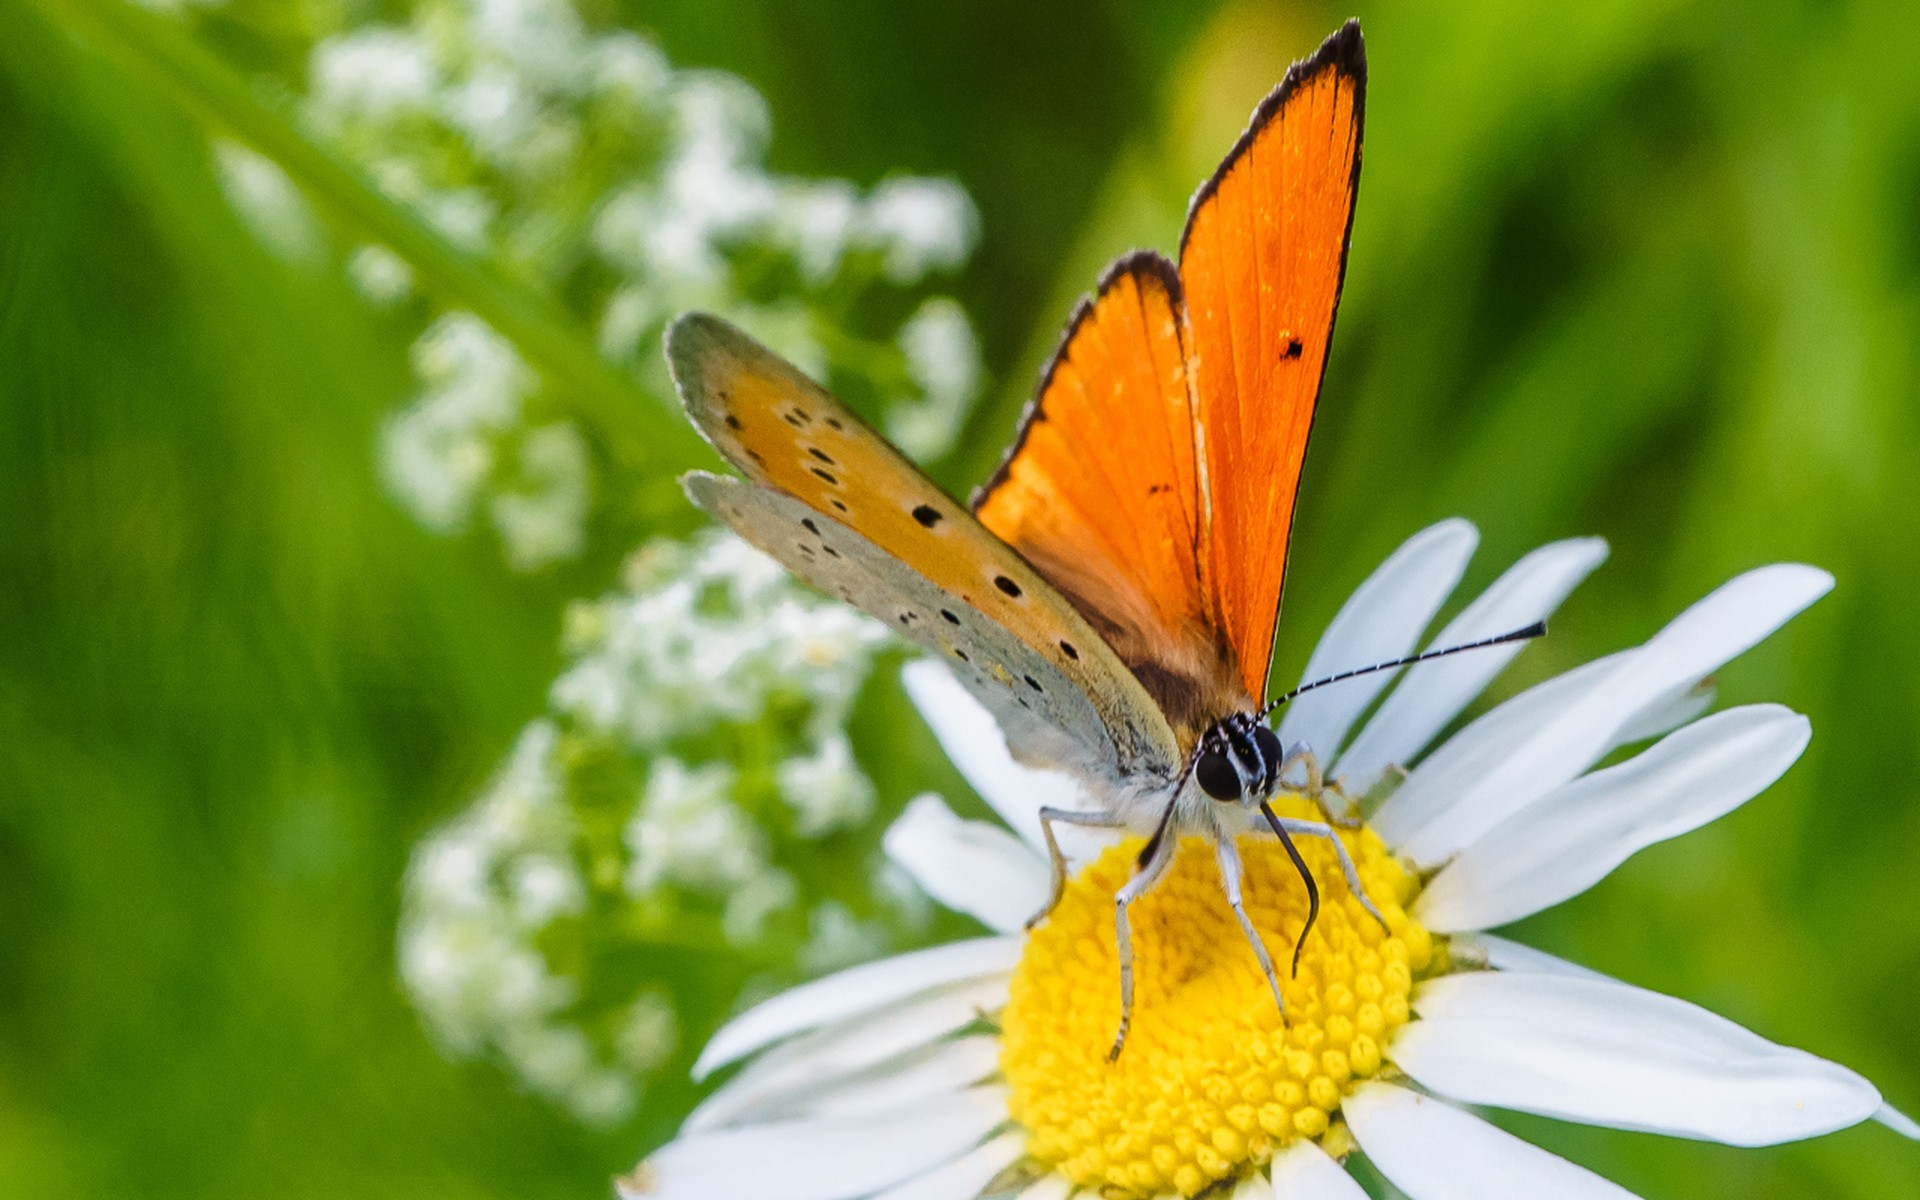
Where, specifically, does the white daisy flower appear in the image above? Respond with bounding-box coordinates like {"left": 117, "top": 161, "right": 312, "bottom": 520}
{"left": 619, "top": 520, "right": 1916, "bottom": 1200}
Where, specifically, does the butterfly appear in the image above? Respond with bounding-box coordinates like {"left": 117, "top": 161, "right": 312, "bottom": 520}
{"left": 668, "top": 21, "right": 1515, "bottom": 1058}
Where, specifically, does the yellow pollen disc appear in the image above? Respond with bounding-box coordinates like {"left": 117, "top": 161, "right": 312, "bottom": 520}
{"left": 1000, "top": 797, "right": 1436, "bottom": 1199}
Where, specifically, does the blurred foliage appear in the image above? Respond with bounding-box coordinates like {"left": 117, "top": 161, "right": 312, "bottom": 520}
{"left": 3, "top": 0, "right": 1919, "bottom": 1198}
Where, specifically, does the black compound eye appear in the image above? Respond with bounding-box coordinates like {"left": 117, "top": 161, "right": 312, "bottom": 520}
{"left": 1253, "top": 724, "right": 1285, "bottom": 794}
{"left": 1196, "top": 748, "right": 1242, "bottom": 801}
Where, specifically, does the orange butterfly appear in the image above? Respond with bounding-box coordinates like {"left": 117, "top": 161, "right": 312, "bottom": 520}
{"left": 669, "top": 22, "right": 1514, "bottom": 1057}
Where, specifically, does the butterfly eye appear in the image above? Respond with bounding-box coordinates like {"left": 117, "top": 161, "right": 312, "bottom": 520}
{"left": 1253, "top": 724, "right": 1285, "bottom": 794}
{"left": 1195, "top": 747, "right": 1241, "bottom": 802}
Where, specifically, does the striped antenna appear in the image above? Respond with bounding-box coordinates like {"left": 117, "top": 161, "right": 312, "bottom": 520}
{"left": 1259, "top": 621, "right": 1547, "bottom": 721}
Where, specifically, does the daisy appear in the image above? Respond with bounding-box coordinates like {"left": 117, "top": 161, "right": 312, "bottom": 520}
{"left": 619, "top": 520, "right": 1916, "bottom": 1200}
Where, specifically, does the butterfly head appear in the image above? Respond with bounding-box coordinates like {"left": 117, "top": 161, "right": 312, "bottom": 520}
{"left": 1191, "top": 620, "right": 1556, "bottom": 807}
{"left": 1193, "top": 712, "right": 1288, "bottom": 807}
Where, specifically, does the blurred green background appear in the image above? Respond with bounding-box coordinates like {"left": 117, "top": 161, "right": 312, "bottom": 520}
{"left": 3, "top": 0, "right": 1918, "bottom": 1197}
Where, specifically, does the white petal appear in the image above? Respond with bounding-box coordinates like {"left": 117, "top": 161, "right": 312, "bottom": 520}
{"left": 1452, "top": 932, "right": 1616, "bottom": 984}
{"left": 640, "top": 1086, "right": 1006, "bottom": 1200}
{"left": 902, "top": 659, "right": 1093, "bottom": 851}
{"left": 884, "top": 793, "right": 1049, "bottom": 933}
{"left": 1344, "top": 1082, "right": 1641, "bottom": 1199}
{"left": 1610, "top": 677, "right": 1714, "bottom": 747}
{"left": 1394, "top": 971, "right": 1882, "bottom": 1145}
{"left": 688, "top": 977, "right": 1007, "bottom": 1131}
{"left": 1417, "top": 705, "right": 1810, "bottom": 932}
{"left": 693, "top": 936, "right": 1018, "bottom": 1079}
{"left": 782, "top": 1036, "right": 1001, "bottom": 1125}
{"left": 1372, "top": 651, "right": 1627, "bottom": 848}
{"left": 871, "top": 1130, "right": 1025, "bottom": 1200}
{"left": 1277, "top": 519, "right": 1479, "bottom": 763}
{"left": 1013, "top": 1176, "right": 1074, "bottom": 1200}
{"left": 1378, "top": 564, "right": 1830, "bottom": 866}
{"left": 1267, "top": 1137, "right": 1369, "bottom": 1198}
{"left": 1876, "top": 1103, "right": 1920, "bottom": 1139}
{"left": 1335, "top": 537, "right": 1607, "bottom": 793}
{"left": 1228, "top": 1171, "right": 1270, "bottom": 1200}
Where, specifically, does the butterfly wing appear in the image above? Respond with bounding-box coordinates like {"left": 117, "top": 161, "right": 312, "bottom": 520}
{"left": 971, "top": 253, "right": 1236, "bottom": 745}
{"left": 669, "top": 314, "right": 1181, "bottom": 784}
{"left": 1179, "top": 20, "right": 1367, "bottom": 704}
{"left": 685, "top": 472, "right": 1129, "bottom": 779}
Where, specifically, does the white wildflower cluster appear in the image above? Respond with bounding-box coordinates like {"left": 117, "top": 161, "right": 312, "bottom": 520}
{"left": 397, "top": 721, "right": 652, "bottom": 1124}
{"left": 400, "top": 530, "right": 928, "bottom": 1124}
{"left": 555, "top": 533, "right": 893, "bottom": 916}
{"left": 285, "top": 0, "right": 984, "bottom": 565}
{"left": 181, "top": 0, "right": 988, "bottom": 1126}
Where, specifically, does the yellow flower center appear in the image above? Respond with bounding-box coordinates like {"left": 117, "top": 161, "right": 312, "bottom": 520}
{"left": 1000, "top": 797, "right": 1436, "bottom": 1199}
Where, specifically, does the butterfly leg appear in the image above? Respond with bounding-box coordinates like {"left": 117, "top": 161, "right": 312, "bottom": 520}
{"left": 1276, "top": 741, "right": 1362, "bottom": 828}
{"left": 1029, "top": 807, "right": 1129, "bottom": 929}
{"left": 1265, "top": 815, "right": 1391, "bottom": 934}
{"left": 1215, "top": 836, "right": 1286, "bottom": 1019}
{"left": 1107, "top": 830, "right": 1177, "bottom": 1062}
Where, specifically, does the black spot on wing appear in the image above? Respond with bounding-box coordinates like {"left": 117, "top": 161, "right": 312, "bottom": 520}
{"left": 812, "top": 467, "right": 839, "bottom": 485}
{"left": 994, "top": 575, "right": 1022, "bottom": 598}
{"left": 940, "top": 609, "right": 961, "bottom": 625}
{"left": 1059, "top": 640, "right": 1079, "bottom": 661}
{"left": 912, "top": 505, "right": 941, "bottom": 527}
{"left": 808, "top": 447, "right": 837, "bottom": 466}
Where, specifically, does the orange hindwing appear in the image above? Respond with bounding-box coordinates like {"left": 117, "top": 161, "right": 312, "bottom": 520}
{"left": 974, "top": 254, "right": 1231, "bottom": 741}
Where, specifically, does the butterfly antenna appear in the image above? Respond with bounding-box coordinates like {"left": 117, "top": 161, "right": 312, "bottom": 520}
{"left": 1259, "top": 620, "right": 1547, "bottom": 721}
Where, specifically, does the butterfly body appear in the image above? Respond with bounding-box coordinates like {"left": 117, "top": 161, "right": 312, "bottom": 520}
{"left": 672, "top": 21, "right": 1373, "bottom": 1055}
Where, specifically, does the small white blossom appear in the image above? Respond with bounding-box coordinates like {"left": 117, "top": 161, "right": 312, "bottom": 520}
{"left": 860, "top": 177, "right": 979, "bottom": 282}
{"left": 779, "top": 733, "right": 876, "bottom": 838}
{"left": 615, "top": 990, "right": 680, "bottom": 1074}
{"left": 214, "top": 140, "right": 321, "bottom": 262}
{"left": 310, "top": 29, "right": 438, "bottom": 125}
{"left": 347, "top": 243, "right": 416, "bottom": 305}
{"left": 886, "top": 296, "right": 981, "bottom": 458}
{"left": 722, "top": 868, "right": 798, "bottom": 946}
{"left": 777, "top": 180, "right": 861, "bottom": 283}
{"left": 440, "top": 66, "right": 539, "bottom": 166}
{"left": 465, "top": 0, "right": 591, "bottom": 93}
{"left": 799, "top": 900, "right": 888, "bottom": 975}
{"left": 419, "top": 186, "right": 497, "bottom": 250}
{"left": 590, "top": 33, "right": 673, "bottom": 110}
{"left": 490, "top": 421, "right": 592, "bottom": 571}
{"left": 626, "top": 758, "right": 765, "bottom": 895}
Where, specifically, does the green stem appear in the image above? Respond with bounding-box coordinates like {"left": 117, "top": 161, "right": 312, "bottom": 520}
{"left": 32, "top": 0, "right": 704, "bottom": 471}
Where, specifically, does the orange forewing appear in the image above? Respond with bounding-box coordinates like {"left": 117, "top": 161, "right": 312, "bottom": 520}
{"left": 974, "top": 255, "right": 1234, "bottom": 740}
{"left": 1179, "top": 21, "right": 1365, "bottom": 703}
{"left": 977, "top": 23, "right": 1365, "bottom": 719}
